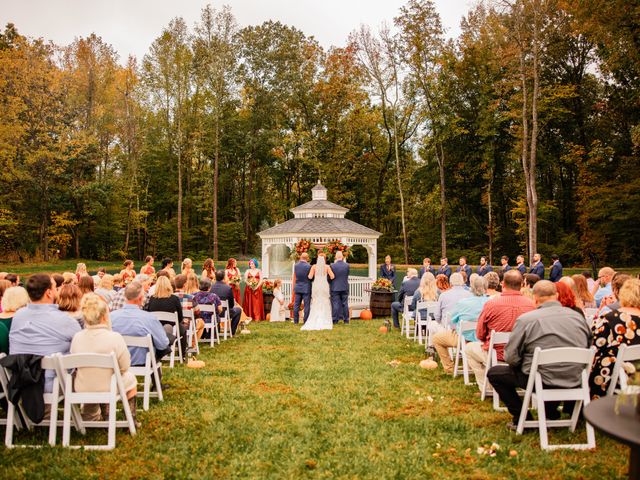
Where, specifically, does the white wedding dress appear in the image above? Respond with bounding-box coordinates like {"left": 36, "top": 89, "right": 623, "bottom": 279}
{"left": 300, "top": 256, "right": 333, "bottom": 331}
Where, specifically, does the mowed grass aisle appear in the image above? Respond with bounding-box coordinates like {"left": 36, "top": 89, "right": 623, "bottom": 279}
{"left": 0, "top": 321, "right": 629, "bottom": 479}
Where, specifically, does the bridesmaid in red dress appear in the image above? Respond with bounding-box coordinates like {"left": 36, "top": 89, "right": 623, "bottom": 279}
{"left": 243, "top": 259, "right": 264, "bottom": 320}
{"left": 225, "top": 258, "right": 242, "bottom": 306}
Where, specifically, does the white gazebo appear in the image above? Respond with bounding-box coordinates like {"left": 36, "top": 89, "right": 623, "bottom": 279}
{"left": 258, "top": 181, "right": 381, "bottom": 315}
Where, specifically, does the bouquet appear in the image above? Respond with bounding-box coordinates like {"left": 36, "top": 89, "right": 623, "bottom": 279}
{"left": 322, "top": 240, "right": 351, "bottom": 262}
{"left": 290, "top": 238, "right": 318, "bottom": 261}
{"left": 262, "top": 279, "right": 275, "bottom": 294}
{"left": 228, "top": 273, "right": 241, "bottom": 286}
{"left": 248, "top": 279, "right": 259, "bottom": 291}
{"left": 371, "top": 278, "right": 394, "bottom": 292}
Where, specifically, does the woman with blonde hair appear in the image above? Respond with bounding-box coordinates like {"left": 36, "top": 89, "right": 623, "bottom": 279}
{"left": 411, "top": 272, "right": 437, "bottom": 327}
{"left": 62, "top": 272, "right": 77, "bottom": 285}
{"left": 95, "top": 274, "right": 115, "bottom": 303}
{"left": 0, "top": 286, "right": 29, "bottom": 353}
{"left": 0, "top": 279, "right": 11, "bottom": 313}
{"left": 57, "top": 284, "right": 84, "bottom": 327}
{"left": 112, "top": 273, "right": 125, "bottom": 291}
{"left": 181, "top": 258, "right": 194, "bottom": 277}
{"left": 572, "top": 274, "right": 595, "bottom": 309}
{"left": 184, "top": 272, "right": 200, "bottom": 295}
{"left": 146, "top": 276, "right": 187, "bottom": 359}
{"left": 70, "top": 293, "right": 138, "bottom": 421}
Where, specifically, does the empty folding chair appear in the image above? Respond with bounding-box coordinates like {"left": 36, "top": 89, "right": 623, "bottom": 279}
{"left": 453, "top": 320, "right": 478, "bottom": 385}
{"left": 197, "top": 304, "right": 220, "bottom": 347}
{"left": 122, "top": 335, "right": 164, "bottom": 411}
{"left": 59, "top": 352, "right": 136, "bottom": 450}
{"left": 516, "top": 346, "right": 596, "bottom": 450}
{"left": 219, "top": 300, "right": 233, "bottom": 340}
{"left": 182, "top": 308, "right": 200, "bottom": 355}
{"left": 481, "top": 330, "right": 511, "bottom": 411}
{"left": 607, "top": 344, "right": 640, "bottom": 396}
{"left": 400, "top": 296, "right": 414, "bottom": 339}
{"left": 153, "top": 311, "right": 182, "bottom": 367}
{"left": 0, "top": 353, "right": 23, "bottom": 433}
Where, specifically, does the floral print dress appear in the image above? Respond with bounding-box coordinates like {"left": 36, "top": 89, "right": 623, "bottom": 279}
{"left": 589, "top": 309, "right": 640, "bottom": 398}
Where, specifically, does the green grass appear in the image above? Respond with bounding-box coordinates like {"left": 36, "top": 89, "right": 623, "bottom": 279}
{"left": 0, "top": 321, "right": 629, "bottom": 479}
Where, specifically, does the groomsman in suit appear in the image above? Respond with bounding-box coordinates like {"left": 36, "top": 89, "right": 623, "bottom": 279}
{"left": 516, "top": 255, "right": 527, "bottom": 275}
{"left": 437, "top": 258, "right": 452, "bottom": 278}
{"left": 529, "top": 253, "right": 545, "bottom": 279}
{"left": 477, "top": 256, "right": 493, "bottom": 276}
{"left": 457, "top": 257, "right": 472, "bottom": 286}
{"left": 549, "top": 254, "right": 563, "bottom": 282}
{"left": 380, "top": 255, "right": 396, "bottom": 284}
{"left": 293, "top": 253, "right": 313, "bottom": 324}
{"left": 500, "top": 256, "right": 511, "bottom": 272}
{"left": 330, "top": 251, "right": 350, "bottom": 324}
{"left": 418, "top": 258, "right": 435, "bottom": 278}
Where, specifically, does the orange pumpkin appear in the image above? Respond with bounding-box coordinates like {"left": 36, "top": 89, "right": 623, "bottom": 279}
{"left": 379, "top": 325, "right": 388, "bottom": 333}
{"left": 266, "top": 313, "right": 271, "bottom": 321}
{"left": 360, "top": 309, "right": 373, "bottom": 320}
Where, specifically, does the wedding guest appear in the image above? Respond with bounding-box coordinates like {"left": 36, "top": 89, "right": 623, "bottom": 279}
{"left": 0, "top": 286, "right": 29, "bottom": 354}
{"left": 485, "top": 272, "right": 501, "bottom": 297}
{"left": 516, "top": 255, "right": 527, "bottom": 275}
{"left": 111, "top": 274, "right": 151, "bottom": 311}
{"left": 78, "top": 275, "right": 94, "bottom": 296}
{"left": 210, "top": 270, "right": 242, "bottom": 334}
{"left": 418, "top": 258, "right": 436, "bottom": 278}
{"left": 173, "top": 274, "right": 194, "bottom": 310}
{"left": 521, "top": 273, "right": 540, "bottom": 301}
{"left": 112, "top": 273, "right": 125, "bottom": 291}
{"left": 457, "top": 257, "right": 472, "bottom": 286}
{"left": 146, "top": 276, "right": 187, "bottom": 358}
{"left": 52, "top": 274, "right": 64, "bottom": 291}
{"left": 437, "top": 258, "right": 452, "bottom": 279}
{"left": 432, "top": 272, "right": 471, "bottom": 331}
{"left": 0, "top": 279, "right": 11, "bottom": 312}
{"left": 390, "top": 268, "right": 420, "bottom": 329}
{"left": 500, "top": 256, "right": 511, "bottom": 272}
{"left": 572, "top": 274, "right": 596, "bottom": 309}
{"left": 181, "top": 258, "right": 194, "bottom": 277}
{"left": 435, "top": 274, "right": 450, "bottom": 295}
{"left": 92, "top": 267, "right": 106, "bottom": 285}
{"left": 10, "top": 274, "right": 81, "bottom": 392}
{"left": 270, "top": 279, "right": 286, "bottom": 322}
{"left": 582, "top": 271, "right": 596, "bottom": 293}
{"left": 598, "top": 273, "right": 631, "bottom": 316}
{"left": 75, "top": 263, "right": 88, "bottom": 281}
{"left": 57, "top": 284, "right": 85, "bottom": 327}
{"left": 95, "top": 274, "right": 116, "bottom": 304}
{"left": 559, "top": 276, "right": 584, "bottom": 311}
{"left": 477, "top": 256, "right": 493, "bottom": 276}
{"left": 121, "top": 260, "right": 137, "bottom": 285}
{"left": 555, "top": 281, "right": 584, "bottom": 317}
{"left": 243, "top": 259, "right": 264, "bottom": 321}
{"left": 191, "top": 278, "right": 218, "bottom": 342}
{"left": 201, "top": 258, "right": 216, "bottom": 282}
{"left": 160, "top": 257, "right": 176, "bottom": 279}
{"left": 411, "top": 272, "right": 438, "bottom": 321}
{"left": 184, "top": 273, "right": 200, "bottom": 296}
{"left": 140, "top": 256, "right": 155, "bottom": 276}
{"left": 225, "top": 258, "right": 242, "bottom": 306}
{"left": 62, "top": 272, "right": 77, "bottom": 285}
{"left": 71, "top": 293, "right": 138, "bottom": 422}
{"left": 589, "top": 278, "right": 640, "bottom": 398}
{"left": 593, "top": 267, "right": 615, "bottom": 307}
{"left": 380, "top": 255, "right": 396, "bottom": 284}
{"left": 529, "top": 253, "right": 545, "bottom": 279}
{"left": 549, "top": 254, "right": 563, "bottom": 282}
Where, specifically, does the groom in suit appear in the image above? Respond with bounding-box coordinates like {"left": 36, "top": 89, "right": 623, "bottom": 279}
{"left": 330, "top": 250, "right": 350, "bottom": 324}
{"left": 293, "top": 253, "right": 312, "bottom": 324}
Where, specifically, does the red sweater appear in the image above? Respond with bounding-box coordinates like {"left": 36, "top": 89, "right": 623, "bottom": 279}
{"left": 476, "top": 290, "right": 535, "bottom": 360}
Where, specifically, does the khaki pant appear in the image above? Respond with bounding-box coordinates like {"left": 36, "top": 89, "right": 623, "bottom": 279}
{"left": 432, "top": 330, "right": 458, "bottom": 373}
{"left": 464, "top": 342, "right": 489, "bottom": 392}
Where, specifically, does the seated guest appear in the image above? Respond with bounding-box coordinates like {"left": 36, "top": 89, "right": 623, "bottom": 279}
{"left": 10, "top": 274, "right": 81, "bottom": 392}
{"left": 435, "top": 274, "right": 450, "bottom": 295}
{"left": 184, "top": 273, "right": 200, "bottom": 296}
{"left": 95, "top": 274, "right": 115, "bottom": 304}
{"left": 0, "top": 286, "right": 29, "bottom": 354}
{"left": 0, "top": 279, "right": 11, "bottom": 311}
{"left": 411, "top": 272, "right": 438, "bottom": 321}
{"left": 593, "top": 267, "right": 615, "bottom": 307}
{"left": 111, "top": 274, "right": 151, "bottom": 311}
{"left": 590, "top": 278, "right": 640, "bottom": 398}
{"left": 572, "top": 274, "right": 596, "bottom": 309}
{"left": 418, "top": 258, "right": 435, "bottom": 279}
{"left": 92, "top": 267, "right": 106, "bottom": 286}
{"left": 582, "top": 271, "right": 596, "bottom": 293}
{"left": 390, "top": 268, "right": 420, "bottom": 329}
{"left": 146, "top": 276, "right": 187, "bottom": 358}
{"left": 5, "top": 273, "right": 20, "bottom": 287}
{"left": 192, "top": 278, "right": 221, "bottom": 340}
{"left": 57, "top": 284, "right": 85, "bottom": 327}
{"left": 52, "top": 274, "right": 64, "bottom": 291}
{"left": 555, "top": 281, "right": 584, "bottom": 317}
{"left": 487, "top": 281, "right": 591, "bottom": 429}
{"left": 559, "top": 276, "right": 585, "bottom": 310}
{"left": 437, "top": 258, "right": 452, "bottom": 279}
{"left": 432, "top": 276, "right": 490, "bottom": 373}
{"left": 78, "top": 275, "right": 94, "bottom": 296}
{"left": 71, "top": 293, "right": 138, "bottom": 422}
{"left": 598, "top": 273, "right": 631, "bottom": 316}
{"left": 431, "top": 272, "right": 472, "bottom": 334}
{"left": 549, "top": 254, "right": 563, "bottom": 282}
{"left": 62, "top": 272, "right": 77, "bottom": 285}
{"left": 464, "top": 270, "right": 535, "bottom": 392}
{"left": 477, "top": 256, "right": 493, "bottom": 276}
{"left": 210, "top": 269, "right": 242, "bottom": 335}
{"left": 111, "top": 282, "right": 172, "bottom": 378}
{"left": 380, "top": 255, "right": 396, "bottom": 284}
{"left": 485, "top": 272, "right": 501, "bottom": 297}
{"left": 457, "top": 257, "right": 472, "bottom": 286}
{"left": 529, "top": 253, "right": 545, "bottom": 279}
{"left": 173, "top": 274, "right": 193, "bottom": 310}
{"left": 521, "top": 273, "right": 540, "bottom": 301}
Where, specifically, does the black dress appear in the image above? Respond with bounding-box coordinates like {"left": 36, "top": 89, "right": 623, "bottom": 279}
{"left": 146, "top": 296, "right": 187, "bottom": 358}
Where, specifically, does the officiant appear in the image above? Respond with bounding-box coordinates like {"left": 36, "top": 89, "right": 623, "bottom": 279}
{"left": 380, "top": 255, "right": 396, "bottom": 285}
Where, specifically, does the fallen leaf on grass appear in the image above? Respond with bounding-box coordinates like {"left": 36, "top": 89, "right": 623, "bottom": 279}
{"left": 387, "top": 359, "right": 402, "bottom": 367}
{"left": 305, "top": 459, "right": 317, "bottom": 469}
{"left": 509, "top": 450, "right": 518, "bottom": 457}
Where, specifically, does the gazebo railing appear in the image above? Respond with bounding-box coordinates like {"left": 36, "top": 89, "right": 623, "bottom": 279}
{"left": 277, "top": 276, "right": 372, "bottom": 314}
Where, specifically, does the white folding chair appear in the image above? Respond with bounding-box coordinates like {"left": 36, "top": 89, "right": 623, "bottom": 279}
{"left": 3, "top": 354, "right": 85, "bottom": 448}
{"left": 415, "top": 301, "right": 437, "bottom": 345}
{"left": 59, "top": 352, "right": 136, "bottom": 450}
{"left": 0, "top": 353, "right": 23, "bottom": 432}
{"left": 516, "top": 346, "right": 596, "bottom": 450}
{"left": 153, "top": 311, "right": 182, "bottom": 367}
{"left": 453, "top": 320, "right": 478, "bottom": 385}
{"left": 584, "top": 308, "right": 597, "bottom": 323}
{"left": 197, "top": 304, "right": 220, "bottom": 347}
{"left": 182, "top": 308, "right": 200, "bottom": 355}
{"left": 481, "top": 330, "right": 511, "bottom": 411}
{"left": 219, "top": 300, "right": 232, "bottom": 340}
{"left": 607, "top": 344, "right": 640, "bottom": 396}
{"left": 400, "top": 296, "right": 414, "bottom": 338}
{"left": 122, "top": 335, "right": 164, "bottom": 411}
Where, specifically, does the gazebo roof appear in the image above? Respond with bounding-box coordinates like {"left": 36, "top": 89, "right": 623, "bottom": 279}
{"left": 258, "top": 217, "right": 380, "bottom": 238}
{"left": 290, "top": 200, "right": 348, "bottom": 214}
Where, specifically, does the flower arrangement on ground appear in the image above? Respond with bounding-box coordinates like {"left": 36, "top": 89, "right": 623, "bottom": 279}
{"left": 322, "top": 240, "right": 351, "bottom": 262}
{"left": 262, "top": 279, "right": 275, "bottom": 294}
{"left": 371, "top": 278, "right": 394, "bottom": 292}
{"left": 291, "top": 238, "right": 318, "bottom": 261}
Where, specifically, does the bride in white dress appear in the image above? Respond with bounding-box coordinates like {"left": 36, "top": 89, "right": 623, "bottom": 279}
{"left": 301, "top": 253, "right": 334, "bottom": 331}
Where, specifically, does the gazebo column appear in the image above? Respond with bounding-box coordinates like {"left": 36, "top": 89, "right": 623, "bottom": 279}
{"left": 366, "top": 242, "right": 377, "bottom": 280}
{"left": 261, "top": 241, "right": 270, "bottom": 278}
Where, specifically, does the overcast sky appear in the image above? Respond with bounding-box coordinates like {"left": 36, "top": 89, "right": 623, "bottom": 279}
{"left": 1, "top": 0, "right": 474, "bottom": 63}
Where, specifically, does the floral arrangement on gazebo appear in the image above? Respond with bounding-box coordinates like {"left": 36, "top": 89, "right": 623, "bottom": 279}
{"left": 290, "top": 238, "right": 317, "bottom": 261}
{"left": 262, "top": 279, "right": 275, "bottom": 294}
{"left": 322, "top": 240, "right": 351, "bottom": 262}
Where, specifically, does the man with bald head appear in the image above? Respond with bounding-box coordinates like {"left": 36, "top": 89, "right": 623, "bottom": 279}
{"left": 487, "top": 280, "right": 592, "bottom": 429}
{"left": 593, "top": 266, "right": 615, "bottom": 307}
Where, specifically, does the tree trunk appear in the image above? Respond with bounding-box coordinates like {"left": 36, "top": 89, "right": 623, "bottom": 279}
{"left": 213, "top": 118, "right": 219, "bottom": 260}
{"left": 177, "top": 150, "right": 183, "bottom": 260}
{"left": 519, "top": 39, "right": 532, "bottom": 261}
{"left": 487, "top": 172, "right": 494, "bottom": 265}
{"left": 391, "top": 107, "right": 409, "bottom": 265}
{"left": 41, "top": 204, "right": 49, "bottom": 262}
{"left": 528, "top": 1, "right": 540, "bottom": 260}
{"left": 436, "top": 143, "right": 447, "bottom": 258}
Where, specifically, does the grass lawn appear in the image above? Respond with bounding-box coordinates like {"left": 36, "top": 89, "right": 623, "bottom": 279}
{"left": 0, "top": 321, "right": 629, "bottom": 479}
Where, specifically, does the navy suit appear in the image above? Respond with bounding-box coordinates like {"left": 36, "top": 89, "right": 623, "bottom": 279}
{"left": 210, "top": 282, "right": 241, "bottom": 334}
{"left": 293, "top": 261, "right": 312, "bottom": 324}
{"left": 418, "top": 265, "right": 435, "bottom": 278}
{"left": 391, "top": 276, "right": 420, "bottom": 328}
{"left": 437, "top": 265, "right": 452, "bottom": 278}
{"left": 530, "top": 262, "right": 545, "bottom": 279}
{"left": 549, "top": 261, "right": 563, "bottom": 282}
{"left": 477, "top": 264, "right": 493, "bottom": 276}
{"left": 330, "top": 260, "right": 350, "bottom": 324}
{"left": 380, "top": 264, "right": 396, "bottom": 284}
{"left": 502, "top": 264, "right": 512, "bottom": 272}
{"left": 456, "top": 264, "right": 472, "bottom": 285}
{"left": 517, "top": 264, "right": 526, "bottom": 275}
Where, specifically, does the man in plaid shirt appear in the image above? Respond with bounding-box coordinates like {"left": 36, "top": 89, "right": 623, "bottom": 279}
{"left": 110, "top": 274, "right": 151, "bottom": 311}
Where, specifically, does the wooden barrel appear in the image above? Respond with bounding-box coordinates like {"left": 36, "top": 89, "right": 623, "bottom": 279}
{"left": 369, "top": 290, "right": 395, "bottom": 318}
{"left": 263, "top": 292, "right": 274, "bottom": 317}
